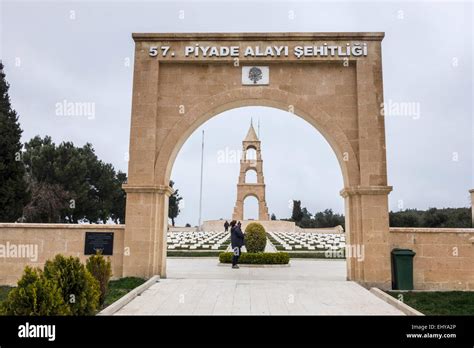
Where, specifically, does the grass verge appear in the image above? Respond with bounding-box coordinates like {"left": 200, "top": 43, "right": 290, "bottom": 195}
{"left": 387, "top": 291, "right": 474, "bottom": 315}
{"left": 102, "top": 277, "right": 146, "bottom": 309}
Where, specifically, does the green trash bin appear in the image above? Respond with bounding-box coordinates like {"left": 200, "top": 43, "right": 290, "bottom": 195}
{"left": 391, "top": 248, "right": 416, "bottom": 290}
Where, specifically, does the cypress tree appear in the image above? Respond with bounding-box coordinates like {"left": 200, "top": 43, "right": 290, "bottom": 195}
{"left": 0, "top": 61, "right": 28, "bottom": 221}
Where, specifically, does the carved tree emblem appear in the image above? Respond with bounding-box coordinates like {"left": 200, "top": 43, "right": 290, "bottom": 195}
{"left": 248, "top": 67, "right": 263, "bottom": 84}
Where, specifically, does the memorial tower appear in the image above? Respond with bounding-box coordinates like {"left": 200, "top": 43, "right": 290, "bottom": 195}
{"left": 232, "top": 121, "right": 270, "bottom": 221}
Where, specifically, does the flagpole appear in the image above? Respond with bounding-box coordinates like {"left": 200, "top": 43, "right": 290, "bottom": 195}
{"left": 198, "top": 130, "right": 205, "bottom": 230}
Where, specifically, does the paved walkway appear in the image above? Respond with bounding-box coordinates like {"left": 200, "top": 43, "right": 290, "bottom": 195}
{"left": 115, "top": 258, "right": 404, "bottom": 315}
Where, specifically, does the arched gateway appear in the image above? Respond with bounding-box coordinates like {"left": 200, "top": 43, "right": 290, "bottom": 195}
{"left": 123, "top": 33, "right": 393, "bottom": 289}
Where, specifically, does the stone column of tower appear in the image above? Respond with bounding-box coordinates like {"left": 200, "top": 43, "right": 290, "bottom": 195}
{"left": 232, "top": 122, "right": 270, "bottom": 221}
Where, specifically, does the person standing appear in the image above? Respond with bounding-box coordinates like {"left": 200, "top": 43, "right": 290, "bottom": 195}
{"left": 230, "top": 220, "right": 244, "bottom": 269}
{"left": 224, "top": 220, "right": 229, "bottom": 232}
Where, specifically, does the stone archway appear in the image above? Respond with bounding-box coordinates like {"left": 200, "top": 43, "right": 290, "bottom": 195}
{"left": 244, "top": 169, "right": 257, "bottom": 183}
{"left": 123, "top": 33, "right": 393, "bottom": 289}
{"left": 242, "top": 194, "right": 260, "bottom": 220}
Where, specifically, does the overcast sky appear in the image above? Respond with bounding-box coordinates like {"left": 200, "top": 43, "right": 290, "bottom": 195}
{"left": 1, "top": 0, "right": 472, "bottom": 226}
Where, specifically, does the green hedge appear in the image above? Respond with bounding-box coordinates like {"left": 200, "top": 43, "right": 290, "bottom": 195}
{"left": 219, "top": 252, "right": 289, "bottom": 264}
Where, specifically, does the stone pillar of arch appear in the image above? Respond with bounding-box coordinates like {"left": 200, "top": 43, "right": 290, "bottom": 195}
{"left": 232, "top": 123, "right": 270, "bottom": 221}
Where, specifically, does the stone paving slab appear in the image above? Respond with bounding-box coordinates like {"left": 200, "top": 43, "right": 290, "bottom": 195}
{"left": 114, "top": 258, "right": 404, "bottom": 315}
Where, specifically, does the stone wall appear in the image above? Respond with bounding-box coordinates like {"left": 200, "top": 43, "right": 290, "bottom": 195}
{"left": 389, "top": 227, "right": 474, "bottom": 290}
{"left": 0, "top": 224, "right": 125, "bottom": 285}
{"left": 169, "top": 226, "right": 197, "bottom": 232}
{"left": 295, "top": 226, "right": 344, "bottom": 234}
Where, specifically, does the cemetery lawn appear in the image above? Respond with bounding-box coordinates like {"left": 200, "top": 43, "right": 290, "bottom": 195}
{"left": 167, "top": 250, "right": 345, "bottom": 259}
{"left": 167, "top": 251, "right": 345, "bottom": 259}
{"left": 288, "top": 252, "right": 345, "bottom": 259}
{"left": 387, "top": 291, "right": 474, "bottom": 315}
{"left": 168, "top": 250, "right": 223, "bottom": 257}
{"left": 102, "top": 277, "right": 146, "bottom": 309}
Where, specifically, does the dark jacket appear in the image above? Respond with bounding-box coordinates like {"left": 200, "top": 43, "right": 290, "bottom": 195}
{"left": 230, "top": 225, "right": 244, "bottom": 248}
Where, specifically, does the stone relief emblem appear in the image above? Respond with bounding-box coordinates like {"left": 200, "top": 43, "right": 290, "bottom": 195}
{"left": 248, "top": 67, "right": 263, "bottom": 84}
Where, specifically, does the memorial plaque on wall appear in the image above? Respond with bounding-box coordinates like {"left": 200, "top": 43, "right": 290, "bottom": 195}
{"left": 84, "top": 232, "right": 114, "bottom": 255}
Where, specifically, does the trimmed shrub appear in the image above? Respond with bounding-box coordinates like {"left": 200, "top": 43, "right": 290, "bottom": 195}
{"left": 244, "top": 222, "right": 267, "bottom": 253}
{"left": 1, "top": 266, "right": 70, "bottom": 315}
{"left": 86, "top": 251, "right": 112, "bottom": 306}
{"left": 219, "top": 252, "right": 289, "bottom": 264}
{"left": 44, "top": 254, "right": 100, "bottom": 315}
